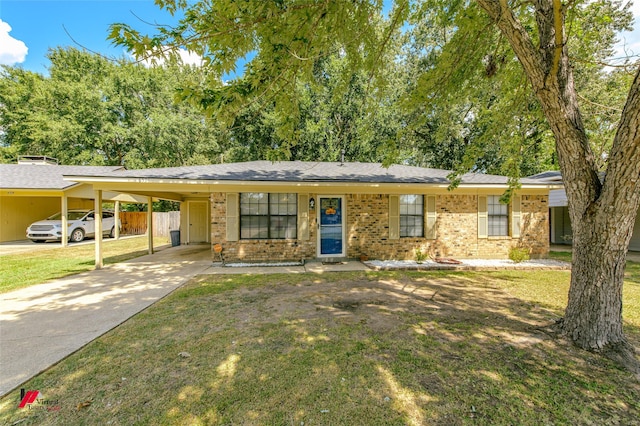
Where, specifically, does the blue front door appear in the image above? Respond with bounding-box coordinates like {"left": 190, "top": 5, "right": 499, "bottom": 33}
{"left": 319, "top": 197, "right": 344, "bottom": 256}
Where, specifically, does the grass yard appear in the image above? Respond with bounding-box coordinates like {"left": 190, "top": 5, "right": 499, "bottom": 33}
{"left": 1, "top": 268, "right": 639, "bottom": 425}
{"left": 0, "top": 236, "right": 170, "bottom": 293}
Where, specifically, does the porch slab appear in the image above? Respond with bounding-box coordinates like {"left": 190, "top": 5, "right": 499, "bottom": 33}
{"left": 201, "top": 260, "right": 369, "bottom": 275}
{"left": 304, "top": 261, "right": 369, "bottom": 273}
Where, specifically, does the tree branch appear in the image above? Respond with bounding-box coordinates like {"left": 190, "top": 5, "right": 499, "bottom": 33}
{"left": 549, "top": 0, "right": 564, "bottom": 79}
{"left": 602, "top": 65, "right": 640, "bottom": 207}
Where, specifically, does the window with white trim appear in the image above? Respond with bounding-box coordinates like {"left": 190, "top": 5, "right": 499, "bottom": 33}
{"left": 240, "top": 193, "right": 297, "bottom": 239}
{"left": 400, "top": 194, "right": 424, "bottom": 237}
{"left": 488, "top": 195, "right": 508, "bottom": 236}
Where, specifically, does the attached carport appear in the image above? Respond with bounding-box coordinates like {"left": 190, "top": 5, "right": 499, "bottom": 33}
{"left": 63, "top": 171, "right": 211, "bottom": 268}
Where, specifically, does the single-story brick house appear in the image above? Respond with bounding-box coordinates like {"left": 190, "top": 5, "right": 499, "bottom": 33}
{"left": 0, "top": 156, "right": 143, "bottom": 243}
{"left": 65, "top": 161, "right": 559, "bottom": 262}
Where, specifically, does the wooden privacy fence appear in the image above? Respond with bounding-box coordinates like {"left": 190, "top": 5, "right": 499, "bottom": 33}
{"left": 120, "top": 212, "right": 146, "bottom": 235}
{"left": 120, "top": 211, "right": 180, "bottom": 238}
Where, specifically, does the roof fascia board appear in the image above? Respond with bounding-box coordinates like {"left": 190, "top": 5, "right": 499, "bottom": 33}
{"left": 1, "top": 189, "right": 65, "bottom": 197}
{"left": 85, "top": 184, "right": 558, "bottom": 198}
{"left": 66, "top": 175, "right": 560, "bottom": 191}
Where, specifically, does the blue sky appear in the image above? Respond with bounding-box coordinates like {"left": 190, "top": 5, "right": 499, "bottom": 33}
{"left": 0, "top": 0, "right": 183, "bottom": 74}
{"left": 1, "top": 0, "right": 639, "bottom": 75}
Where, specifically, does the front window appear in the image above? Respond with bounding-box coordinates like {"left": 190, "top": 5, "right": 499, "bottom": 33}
{"left": 240, "top": 193, "right": 297, "bottom": 239}
{"left": 488, "top": 195, "right": 508, "bottom": 236}
{"left": 400, "top": 195, "right": 424, "bottom": 237}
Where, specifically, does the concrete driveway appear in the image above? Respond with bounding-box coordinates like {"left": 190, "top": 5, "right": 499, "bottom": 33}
{"left": 0, "top": 244, "right": 212, "bottom": 397}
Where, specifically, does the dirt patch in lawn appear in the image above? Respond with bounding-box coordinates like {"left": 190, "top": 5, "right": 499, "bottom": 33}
{"left": 2, "top": 270, "right": 638, "bottom": 426}
{"left": 222, "top": 274, "right": 558, "bottom": 347}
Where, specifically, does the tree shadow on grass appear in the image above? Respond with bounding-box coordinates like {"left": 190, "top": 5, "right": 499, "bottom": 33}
{"left": 1, "top": 271, "right": 639, "bottom": 425}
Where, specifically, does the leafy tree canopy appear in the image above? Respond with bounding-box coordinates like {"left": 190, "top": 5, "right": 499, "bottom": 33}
{"left": 0, "top": 47, "right": 225, "bottom": 167}
{"left": 109, "top": 1, "right": 634, "bottom": 178}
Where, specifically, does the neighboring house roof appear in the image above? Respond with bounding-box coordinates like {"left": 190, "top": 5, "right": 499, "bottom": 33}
{"left": 0, "top": 164, "right": 124, "bottom": 190}
{"left": 529, "top": 171, "right": 615, "bottom": 207}
{"left": 63, "top": 161, "right": 553, "bottom": 186}
{"left": 527, "top": 171, "right": 563, "bottom": 183}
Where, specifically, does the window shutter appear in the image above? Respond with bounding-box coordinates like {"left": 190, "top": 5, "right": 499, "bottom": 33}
{"left": 226, "top": 193, "right": 239, "bottom": 242}
{"left": 425, "top": 195, "right": 436, "bottom": 239}
{"left": 389, "top": 195, "right": 400, "bottom": 240}
{"left": 298, "top": 194, "right": 309, "bottom": 240}
{"left": 478, "top": 195, "right": 488, "bottom": 238}
{"left": 511, "top": 195, "right": 521, "bottom": 238}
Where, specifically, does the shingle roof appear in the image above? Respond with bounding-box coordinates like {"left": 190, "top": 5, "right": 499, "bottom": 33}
{"left": 63, "top": 161, "right": 548, "bottom": 186}
{"left": 0, "top": 164, "right": 124, "bottom": 190}
{"left": 527, "top": 171, "right": 563, "bottom": 183}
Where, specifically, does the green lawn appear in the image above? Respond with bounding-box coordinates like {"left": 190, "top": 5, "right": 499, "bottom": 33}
{"left": 0, "top": 236, "right": 170, "bottom": 293}
{"left": 546, "top": 251, "right": 640, "bottom": 330}
{"left": 1, "top": 268, "right": 638, "bottom": 425}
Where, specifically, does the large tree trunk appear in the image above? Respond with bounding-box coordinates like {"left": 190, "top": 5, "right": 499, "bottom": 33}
{"left": 564, "top": 70, "right": 640, "bottom": 372}
{"left": 565, "top": 220, "right": 629, "bottom": 350}
{"left": 476, "top": 0, "right": 640, "bottom": 373}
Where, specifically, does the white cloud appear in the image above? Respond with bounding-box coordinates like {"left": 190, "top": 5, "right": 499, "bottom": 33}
{"left": 132, "top": 47, "right": 203, "bottom": 68}
{"left": 0, "top": 19, "right": 28, "bottom": 65}
{"left": 176, "top": 49, "right": 203, "bottom": 66}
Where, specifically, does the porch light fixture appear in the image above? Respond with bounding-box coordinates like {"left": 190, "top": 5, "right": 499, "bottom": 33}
{"left": 309, "top": 197, "right": 315, "bottom": 210}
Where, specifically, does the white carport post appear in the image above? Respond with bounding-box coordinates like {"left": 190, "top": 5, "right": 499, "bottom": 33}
{"left": 147, "top": 196, "right": 154, "bottom": 255}
{"left": 114, "top": 200, "right": 120, "bottom": 239}
{"left": 61, "top": 195, "right": 68, "bottom": 247}
{"left": 95, "top": 190, "right": 103, "bottom": 269}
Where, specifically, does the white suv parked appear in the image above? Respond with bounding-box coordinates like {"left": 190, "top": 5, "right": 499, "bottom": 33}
{"left": 26, "top": 209, "right": 120, "bottom": 243}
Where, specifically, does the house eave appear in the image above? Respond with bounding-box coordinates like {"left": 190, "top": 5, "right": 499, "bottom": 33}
{"left": 63, "top": 175, "right": 560, "bottom": 190}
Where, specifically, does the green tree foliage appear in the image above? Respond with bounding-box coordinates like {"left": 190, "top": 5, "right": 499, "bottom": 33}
{"left": 104, "top": 1, "right": 561, "bottom": 177}
{"left": 0, "top": 48, "right": 224, "bottom": 167}
{"left": 223, "top": 53, "right": 406, "bottom": 163}
{"left": 110, "top": 1, "right": 409, "bottom": 158}
{"left": 109, "top": 1, "right": 633, "bottom": 179}
{"left": 402, "top": 1, "right": 633, "bottom": 178}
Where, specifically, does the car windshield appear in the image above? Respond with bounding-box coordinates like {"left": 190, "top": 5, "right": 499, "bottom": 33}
{"left": 46, "top": 211, "right": 88, "bottom": 220}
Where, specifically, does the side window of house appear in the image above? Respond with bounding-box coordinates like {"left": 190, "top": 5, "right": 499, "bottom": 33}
{"left": 488, "top": 195, "right": 508, "bottom": 236}
{"left": 400, "top": 194, "right": 424, "bottom": 237}
{"left": 240, "top": 193, "right": 297, "bottom": 239}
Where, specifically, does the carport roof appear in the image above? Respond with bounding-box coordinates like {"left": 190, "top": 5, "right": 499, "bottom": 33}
{"left": 1, "top": 164, "right": 124, "bottom": 190}
{"left": 63, "top": 161, "right": 551, "bottom": 186}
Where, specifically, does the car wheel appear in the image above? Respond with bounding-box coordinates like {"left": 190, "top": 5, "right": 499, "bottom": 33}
{"left": 32, "top": 240, "right": 46, "bottom": 243}
{"left": 70, "top": 228, "right": 85, "bottom": 243}
{"left": 109, "top": 227, "right": 116, "bottom": 238}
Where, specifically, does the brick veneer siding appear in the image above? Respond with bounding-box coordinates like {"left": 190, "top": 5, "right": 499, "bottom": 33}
{"left": 210, "top": 192, "right": 549, "bottom": 262}
{"left": 519, "top": 194, "right": 549, "bottom": 256}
